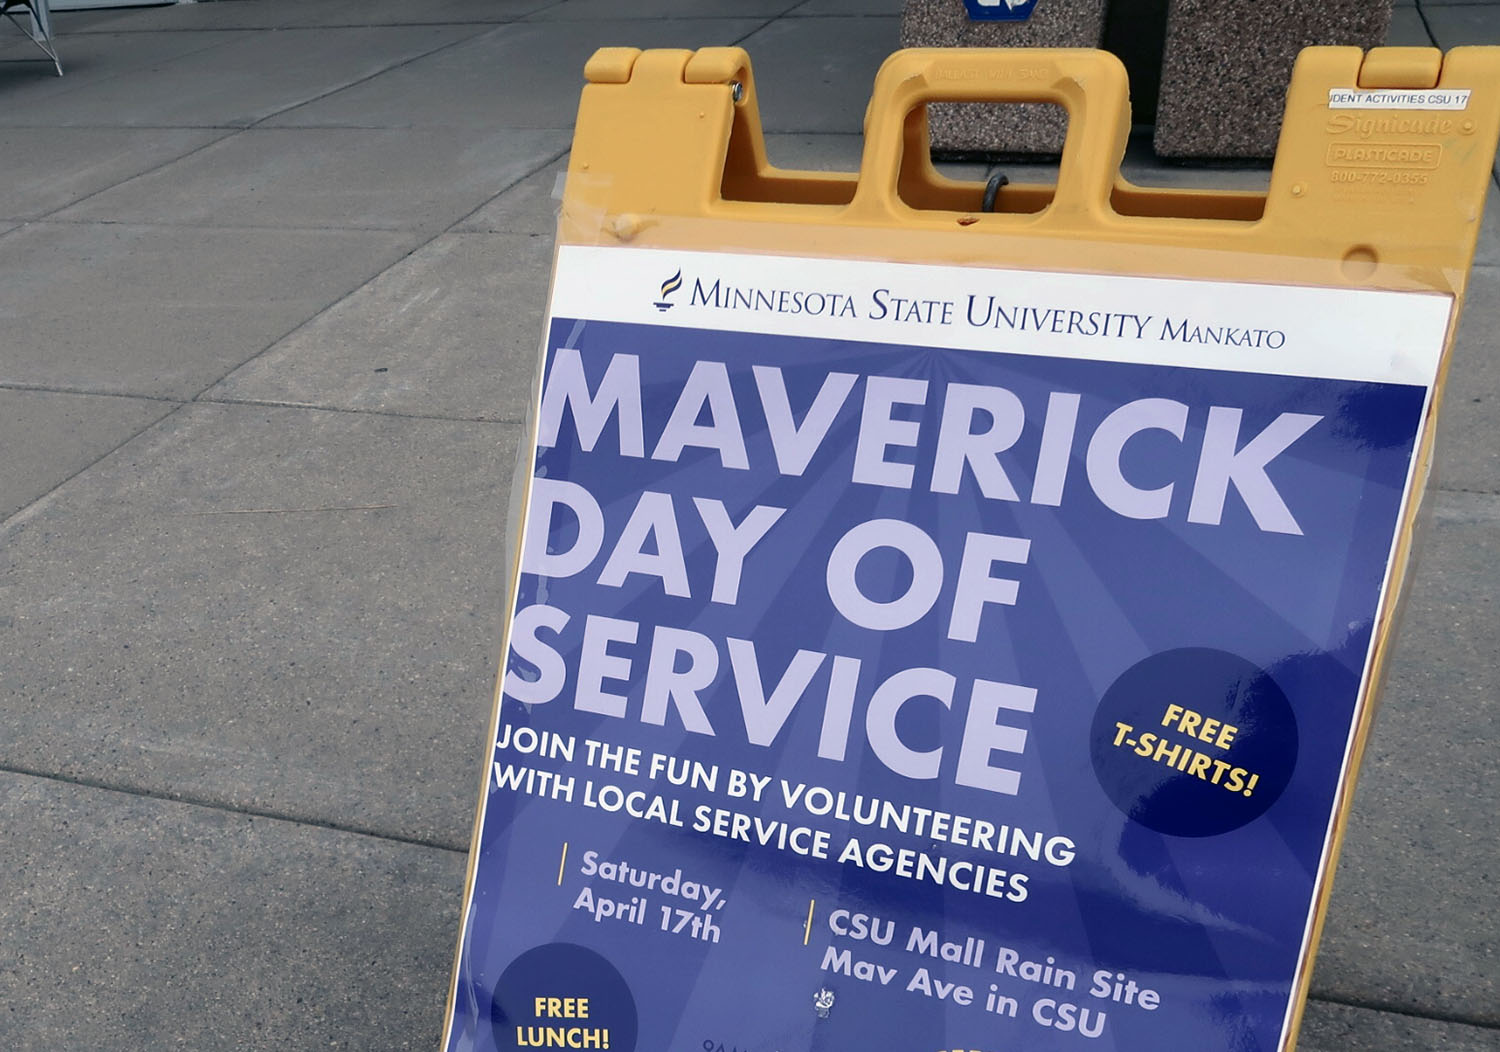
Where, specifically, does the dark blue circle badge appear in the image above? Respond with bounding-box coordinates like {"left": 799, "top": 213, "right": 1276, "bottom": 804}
{"left": 1089, "top": 647, "right": 1298, "bottom": 837}
{"left": 490, "top": 942, "right": 637, "bottom": 1052}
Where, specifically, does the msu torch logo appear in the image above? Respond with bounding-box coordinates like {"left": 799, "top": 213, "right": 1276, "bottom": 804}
{"left": 655, "top": 269, "right": 683, "bottom": 311}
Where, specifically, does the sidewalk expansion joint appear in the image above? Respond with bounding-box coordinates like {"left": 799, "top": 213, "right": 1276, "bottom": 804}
{"left": 444, "top": 143, "right": 572, "bottom": 233}
{"left": 0, "top": 761, "right": 470, "bottom": 856}
{"left": 244, "top": 23, "right": 502, "bottom": 132}
{"left": 0, "top": 381, "right": 182, "bottom": 404}
{"left": 184, "top": 144, "right": 574, "bottom": 404}
{"left": 27, "top": 131, "right": 242, "bottom": 225}
{"left": 1413, "top": 1, "right": 1440, "bottom": 48}
{"left": 1309, "top": 991, "right": 1500, "bottom": 1033}
{"left": 1434, "top": 483, "right": 1500, "bottom": 497}
{"left": 0, "top": 399, "right": 185, "bottom": 536}
{"left": 25, "top": 216, "right": 473, "bottom": 234}
{"left": 190, "top": 393, "right": 524, "bottom": 427}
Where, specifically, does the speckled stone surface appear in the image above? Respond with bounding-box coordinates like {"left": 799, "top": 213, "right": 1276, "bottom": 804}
{"left": 1154, "top": 0, "right": 1394, "bottom": 159}
{"left": 899, "top": 0, "right": 1109, "bottom": 155}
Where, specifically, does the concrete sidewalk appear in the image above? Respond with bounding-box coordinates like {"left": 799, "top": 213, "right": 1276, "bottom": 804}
{"left": 1, "top": 1, "right": 1496, "bottom": 1048}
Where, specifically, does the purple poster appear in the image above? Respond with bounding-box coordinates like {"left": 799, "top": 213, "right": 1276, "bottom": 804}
{"left": 443, "top": 247, "right": 1450, "bottom": 1052}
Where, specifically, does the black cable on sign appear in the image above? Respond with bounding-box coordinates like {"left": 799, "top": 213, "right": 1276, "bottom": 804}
{"left": 982, "top": 171, "right": 1010, "bottom": 212}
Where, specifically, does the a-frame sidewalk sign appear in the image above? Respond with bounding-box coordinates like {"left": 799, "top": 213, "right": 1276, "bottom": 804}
{"left": 442, "top": 45, "right": 1500, "bottom": 1052}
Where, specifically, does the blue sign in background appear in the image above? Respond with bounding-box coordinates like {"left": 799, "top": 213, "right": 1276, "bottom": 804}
{"left": 445, "top": 315, "right": 1426, "bottom": 1052}
{"left": 963, "top": 0, "right": 1040, "bottom": 22}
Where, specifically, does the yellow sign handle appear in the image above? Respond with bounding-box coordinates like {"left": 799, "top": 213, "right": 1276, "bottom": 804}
{"left": 852, "top": 49, "right": 1131, "bottom": 224}
{"left": 565, "top": 45, "right": 1500, "bottom": 293}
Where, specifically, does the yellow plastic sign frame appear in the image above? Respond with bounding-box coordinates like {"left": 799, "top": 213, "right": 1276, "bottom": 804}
{"left": 446, "top": 45, "right": 1500, "bottom": 1052}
